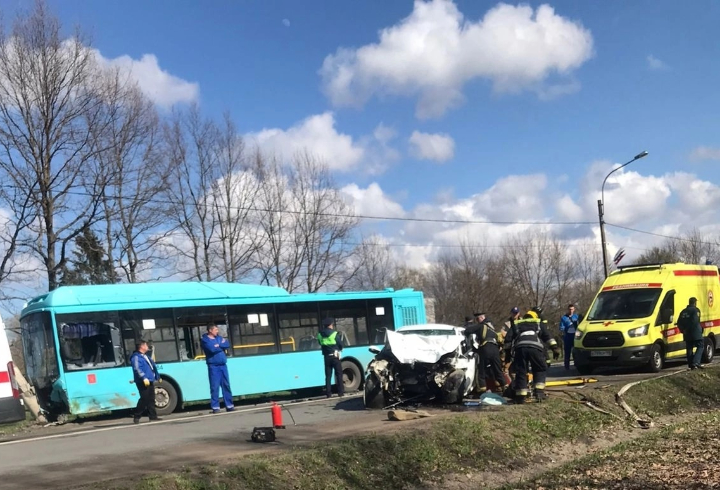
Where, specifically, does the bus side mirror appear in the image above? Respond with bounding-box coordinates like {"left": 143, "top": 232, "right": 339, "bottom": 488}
{"left": 369, "top": 347, "right": 380, "bottom": 355}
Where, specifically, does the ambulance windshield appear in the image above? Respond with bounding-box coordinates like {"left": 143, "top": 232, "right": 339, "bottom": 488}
{"left": 587, "top": 288, "right": 663, "bottom": 321}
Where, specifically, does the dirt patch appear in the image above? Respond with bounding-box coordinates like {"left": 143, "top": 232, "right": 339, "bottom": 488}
{"left": 513, "top": 410, "right": 720, "bottom": 489}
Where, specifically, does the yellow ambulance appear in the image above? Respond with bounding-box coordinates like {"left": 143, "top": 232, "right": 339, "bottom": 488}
{"left": 573, "top": 263, "right": 720, "bottom": 375}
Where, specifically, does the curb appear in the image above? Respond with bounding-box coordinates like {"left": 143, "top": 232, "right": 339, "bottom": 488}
{"left": 615, "top": 365, "right": 715, "bottom": 428}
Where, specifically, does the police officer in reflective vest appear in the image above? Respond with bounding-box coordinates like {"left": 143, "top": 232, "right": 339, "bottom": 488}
{"left": 317, "top": 318, "right": 344, "bottom": 398}
{"left": 504, "top": 310, "right": 560, "bottom": 403}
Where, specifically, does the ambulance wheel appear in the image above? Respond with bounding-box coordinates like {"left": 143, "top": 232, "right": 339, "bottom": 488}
{"left": 702, "top": 337, "right": 715, "bottom": 364}
{"left": 342, "top": 361, "right": 362, "bottom": 392}
{"left": 363, "top": 373, "right": 385, "bottom": 409}
{"left": 648, "top": 343, "right": 664, "bottom": 373}
{"left": 154, "top": 380, "right": 179, "bottom": 416}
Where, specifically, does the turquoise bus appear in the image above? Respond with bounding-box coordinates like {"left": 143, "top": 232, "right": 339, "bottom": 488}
{"left": 19, "top": 282, "right": 426, "bottom": 418}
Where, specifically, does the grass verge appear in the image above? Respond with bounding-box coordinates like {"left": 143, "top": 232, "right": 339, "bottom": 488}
{"left": 510, "top": 409, "right": 720, "bottom": 489}
{"left": 93, "top": 368, "right": 720, "bottom": 490}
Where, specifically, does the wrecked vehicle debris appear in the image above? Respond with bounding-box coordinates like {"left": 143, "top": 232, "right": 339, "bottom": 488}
{"left": 363, "top": 324, "right": 477, "bottom": 409}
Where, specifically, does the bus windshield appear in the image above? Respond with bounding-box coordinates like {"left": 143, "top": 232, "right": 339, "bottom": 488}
{"left": 20, "top": 311, "right": 58, "bottom": 389}
{"left": 587, "top": 288, "right": 663, "bottom": 321}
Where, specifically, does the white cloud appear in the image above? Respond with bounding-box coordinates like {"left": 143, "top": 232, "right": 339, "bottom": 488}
{"left": 555, "top": 194, "right": 584, "bottom": 221}
{"left": 94, "top": 50, "right": 199, "bottom": 108}
{"left": 245, "top": 112, "right": 365, "bottom": 172}
{"left": 472, "top": 174, "right": 548, "bottom": 222}
{"left": 358, "top": 123, "right": 402, "bottom": 175}
{"left": 340, "top": 182, "right": 405, "bottom": 218}
{"left": 689, "top": 146, "right": 720, "bottom": 161}
{"left": 646, "top": 54, "right": 668, "bottom": 70}
{"left": 409, "top": 131, "right": 455, "bottom": 162}
{"left": 320, "top": 0, "right": 593, "bottom": 119}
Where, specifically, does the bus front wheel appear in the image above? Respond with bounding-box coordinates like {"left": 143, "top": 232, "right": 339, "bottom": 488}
{"left": 342, "top": 361, "right": 362, "bottom": 392}
{"left": 154, "top": 380, "right": 179, "bottom": 416}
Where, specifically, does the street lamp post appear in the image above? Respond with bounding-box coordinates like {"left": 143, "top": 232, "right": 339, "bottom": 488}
{"left": 598, "top": 150, "right": 649, "bottom": 278}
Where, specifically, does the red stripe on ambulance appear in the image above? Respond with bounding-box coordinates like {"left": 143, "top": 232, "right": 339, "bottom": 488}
{"left": 602, "top": 283, "right": 662, "bottom": 291}
{"left": 0, "top": 371, "right": 8, "bottom": 383}
{"left": 664, "top": 318, "right": 720, "bottom": 338}
{"left": 673, "top": 270, "right": 719, "bottom": 276}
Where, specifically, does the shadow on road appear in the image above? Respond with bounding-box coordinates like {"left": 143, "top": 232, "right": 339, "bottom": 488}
{"left": 331, "top": 397, "right": 366, "bottom": 412}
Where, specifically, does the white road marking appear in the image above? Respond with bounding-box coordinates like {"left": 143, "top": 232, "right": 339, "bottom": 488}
{"left": 0, "top": 394, "right": 361, "bottom": 447}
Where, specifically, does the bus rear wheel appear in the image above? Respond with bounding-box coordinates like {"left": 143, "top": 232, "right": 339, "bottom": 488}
{"left": 154, "top": 380, "right": 179, "bottom": 416}
{"left": 342, "top": 361, "right": 362, "bottom": 392}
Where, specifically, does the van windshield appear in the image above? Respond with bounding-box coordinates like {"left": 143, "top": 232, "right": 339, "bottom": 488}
{"left": 587, "top": 288, "right": 663, "bottom": 321}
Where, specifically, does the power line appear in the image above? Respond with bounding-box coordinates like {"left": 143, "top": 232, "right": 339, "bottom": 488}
{"left": 0, "top": 185, "right": 596, "bottom": 227}
{"left": 606, "top": 223, "right": 718, "bottom": 246}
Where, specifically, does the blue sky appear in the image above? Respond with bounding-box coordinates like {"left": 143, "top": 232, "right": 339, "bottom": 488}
{"left": 6, "top": 0, "right": 720, "bottom": 265}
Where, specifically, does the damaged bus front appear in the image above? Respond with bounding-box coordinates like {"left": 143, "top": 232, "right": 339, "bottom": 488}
{"left": 20, "top": 311, "right": 65, "bottom": 416}
{"left": 363, "top": 324, "right": 477, "bottom": 409}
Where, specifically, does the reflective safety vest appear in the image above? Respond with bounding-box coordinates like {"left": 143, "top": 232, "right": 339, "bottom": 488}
{"left": 317, "top": 331, "right": 340, "bottom": 356}
{"left": 317, "top": 331, "right": 338, "bottom": 346}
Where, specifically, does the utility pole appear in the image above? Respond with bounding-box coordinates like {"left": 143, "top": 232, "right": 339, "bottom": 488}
{"left": 598, "top": 151, "right": 649, "bottom": 278}
{"left": 598, "top": 198, "right": 609, "bottom": 278}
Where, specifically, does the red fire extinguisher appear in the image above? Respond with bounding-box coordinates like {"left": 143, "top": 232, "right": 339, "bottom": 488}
{"left": 271, "top": 402, "right": 285, "bottom": 429}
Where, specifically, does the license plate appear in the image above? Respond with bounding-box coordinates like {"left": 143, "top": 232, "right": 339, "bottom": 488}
{"left": 590, "top": 350, "right": 612, "bottom": 357}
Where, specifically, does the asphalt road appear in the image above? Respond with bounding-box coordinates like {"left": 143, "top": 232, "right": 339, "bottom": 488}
{"left": 0, "top": 362, "right": 689, "bottom": 490}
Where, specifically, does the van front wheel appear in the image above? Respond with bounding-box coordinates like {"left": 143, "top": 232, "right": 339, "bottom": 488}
{"left": 648, "top": 344, "right": 664, "bottom": 373}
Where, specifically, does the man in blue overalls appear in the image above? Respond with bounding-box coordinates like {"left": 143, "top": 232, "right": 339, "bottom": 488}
{"left": 317, "top": 318, "right": 344, "bottom": 398}
{"left": 201, "top": 323, "right": 235, "bottom": 413}
{"left": 130, "top": 340, "right": 162, "bottom": 423}
{"left": 559, "top": 304, "right": 579, "bottom": 371}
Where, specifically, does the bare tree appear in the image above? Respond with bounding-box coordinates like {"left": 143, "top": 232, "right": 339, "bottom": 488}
{"left": 422, "top": 241, "right": 507, "bottom": 324}
{"left": 210, "top": 115, "right": 262, "bottom": 282}
{"left": 292, "top": 152, "right": 358, "bottom": 292}
{"left": 501, "top": 231, "right": 573, "bottom": 322}
{"left": 254, "top": 153, "right": 303, "bottom": 290}
{"left": 255, "top": 152, "right": 359, "bottom": 292}
{"left": 0, "top": 2, "right": 113, "bottom": 290}
{"left": 571, "top": 240, "right": 604, "bottom": 315}
{"left": 346, "top": 234, "right": 397, "bottom": 290}
{"left": 161, "top": 105, "right": 221, "bottom": 281}
{"left": 91, "top": 69, "right": 170, "bottom": 282}
{"left": 676, "top": 228, "right": 720, "bottom": 265}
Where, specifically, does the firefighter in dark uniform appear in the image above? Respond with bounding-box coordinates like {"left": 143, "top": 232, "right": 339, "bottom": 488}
{"left": 464, "top": 313, "right": 507, "bottom": 395}
{"left": 504, "top": 310, "right": 560, "bottom": 403}
{"left": 474, "top": 312, "right": 507, "bottom": 393}
{"left": 317, "top": 318, "right": 344, "bottom": 398}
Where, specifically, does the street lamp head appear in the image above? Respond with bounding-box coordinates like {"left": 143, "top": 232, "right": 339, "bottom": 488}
{"left": 634, "top": 150, "right": 649, "bottom": 160}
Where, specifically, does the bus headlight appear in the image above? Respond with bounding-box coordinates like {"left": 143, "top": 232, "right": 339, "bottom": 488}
{"left": 628, "top": 324, "right": 649, "bottom": 338}
{"left": 574, "top": 329, "right": 584, "bottom": 340}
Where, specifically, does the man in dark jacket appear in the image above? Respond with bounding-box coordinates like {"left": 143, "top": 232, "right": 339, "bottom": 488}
{"left": 201, "top": 323, "right": 235, "bottom": 413}
{"left": 678, "top": 297, "right": 704, "bottom": 370}
{"left": 130, "top": 340, "right": 162, "bottom": 423}
{"left": 317, "top": 318, "right": 344, "bottom": 398}
{"left": 469, "top": 312, "right": 507, "bottom": 393}
{"left": 504, "top": 311, "right": 560, "bottom": 403}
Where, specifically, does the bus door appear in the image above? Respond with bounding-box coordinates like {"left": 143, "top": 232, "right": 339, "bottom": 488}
{"left": 174, "top": 307, "right": 229, "bottom": 360}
